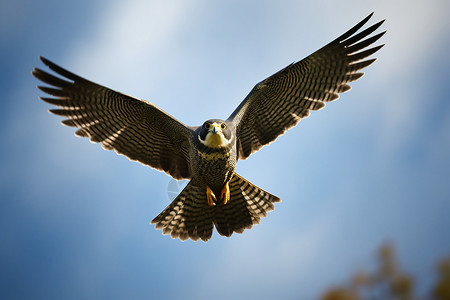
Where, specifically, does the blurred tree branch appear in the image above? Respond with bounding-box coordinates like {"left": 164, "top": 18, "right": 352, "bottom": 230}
{"left": 319, "top": 244, "right": 450, "bottom": 300}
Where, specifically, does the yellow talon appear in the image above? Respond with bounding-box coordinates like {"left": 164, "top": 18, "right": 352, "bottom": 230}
{"left": 207, "top": 185, "right": 217, "bottom": 206}
{"left": 220, "top": 182, "right": 230, "bottom": 205}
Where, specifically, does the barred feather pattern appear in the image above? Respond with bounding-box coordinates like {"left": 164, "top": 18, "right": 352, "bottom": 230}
{"left": 151, "top": 173, "right": 280, "bottom": 242}
{"left": 228, "top": 13, "right": 385, "bottom": 159}
{"left": 32, "top": 57, "right": 193, "bottom": 180}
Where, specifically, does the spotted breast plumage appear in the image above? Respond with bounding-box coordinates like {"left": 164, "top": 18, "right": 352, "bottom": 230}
{"left": 32, "top": 13, "right": 385, "bottom": 241}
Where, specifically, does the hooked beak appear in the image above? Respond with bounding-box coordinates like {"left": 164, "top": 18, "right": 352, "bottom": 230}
{"left": 210, "top": 123, "right": 220, "bottom": 135}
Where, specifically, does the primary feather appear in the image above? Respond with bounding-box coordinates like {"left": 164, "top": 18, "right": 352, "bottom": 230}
{"left": 228, "top": 13, "right": 385, "bottom": 159}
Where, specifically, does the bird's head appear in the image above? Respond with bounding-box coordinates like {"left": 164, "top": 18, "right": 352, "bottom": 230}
{"left": 197, "top": 119, "right": 233, "bottom": 149}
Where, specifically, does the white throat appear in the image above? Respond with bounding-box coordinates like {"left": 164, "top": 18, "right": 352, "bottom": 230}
{"left": 198, "top": 132, "right": 231, "bottom": 148}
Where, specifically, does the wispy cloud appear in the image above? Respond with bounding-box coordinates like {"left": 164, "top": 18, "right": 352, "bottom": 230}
{"left": 3, "top": 1, "right": 450, "bottom": 299}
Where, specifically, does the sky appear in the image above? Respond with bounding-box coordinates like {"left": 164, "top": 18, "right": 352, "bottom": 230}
{"left": 1, "top": 0, "right": 450, "bottom": 299}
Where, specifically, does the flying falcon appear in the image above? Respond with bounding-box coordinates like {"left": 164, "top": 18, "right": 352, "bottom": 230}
{"left": 33, "top": 13, "right": 385, "bottom": 241}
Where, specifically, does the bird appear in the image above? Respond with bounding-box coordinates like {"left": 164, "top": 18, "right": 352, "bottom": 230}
{"left": 32, "top": 13, "right": 385, "bottom": 242}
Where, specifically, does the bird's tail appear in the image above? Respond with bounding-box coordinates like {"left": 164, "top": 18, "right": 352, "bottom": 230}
{"left": 151, "top": 173, "right": 281, "bottom": 242}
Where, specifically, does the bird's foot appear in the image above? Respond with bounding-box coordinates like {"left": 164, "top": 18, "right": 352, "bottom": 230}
{"left": 220, "top": 182, "right": 230, "bottom": 205}
{"left": 207, "top": 185, "right": 217, "bottom": 206}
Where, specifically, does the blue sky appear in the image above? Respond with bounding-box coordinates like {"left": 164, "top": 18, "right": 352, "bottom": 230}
{"left": 1, "top": 0, "right": 450, "bottom": 299}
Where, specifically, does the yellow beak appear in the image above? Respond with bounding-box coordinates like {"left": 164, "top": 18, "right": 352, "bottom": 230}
{"left": 210, "top": 123, "right": 220, "bottom": 134}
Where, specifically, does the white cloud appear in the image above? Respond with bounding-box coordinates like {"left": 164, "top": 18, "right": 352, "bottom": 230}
{"left": 66, "top": 0, "right": 200, "bottom": 96}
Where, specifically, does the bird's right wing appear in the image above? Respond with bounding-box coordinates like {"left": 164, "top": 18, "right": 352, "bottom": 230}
{"left": 33, "top": 57, "right": 193, "bottom": 180}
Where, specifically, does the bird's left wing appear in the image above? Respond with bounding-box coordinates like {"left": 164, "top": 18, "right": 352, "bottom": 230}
{"left": 33, "top": 57, "right": 193, "bottom": 180}
{"left": 227, "top": 13, "right": 385, "bottom": 160}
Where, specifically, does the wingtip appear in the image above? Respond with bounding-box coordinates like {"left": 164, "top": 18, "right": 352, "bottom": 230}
{"left": 39, "top": 56, "right": 59, "bottom": 70}
{"left": 39, "top": 56, "right": 50, "bottom": 65}
{"left": 335, "top": 12, "right": 383, "bottom": 43}
{"left": 374, "top": 19, "right": 386, "bottom": 28}
{"left": 367, "top": 13, "right": 387, "bottom": 29}
{"left": 31, "top": 67, "right": 44, "bottom": 79}
{"left": 31, "top": 68, "right": 38, "bottom": 77}
{"left": 363, "top": 12, "right": 374, "bottom": 23}
{"left": 376, "top": 44, "right": 386, "bottom": 55}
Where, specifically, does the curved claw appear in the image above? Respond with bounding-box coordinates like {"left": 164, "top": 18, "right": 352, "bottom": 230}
{"left": 220, "top": 182, "right": 230, "bottom": 205}
{"left": 207, "top": 186, "right": 217, "bottom": 206}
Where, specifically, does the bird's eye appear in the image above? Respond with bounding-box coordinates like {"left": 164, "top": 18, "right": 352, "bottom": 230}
{"left": 204, "top": 123, "right": 210, "bottom": 129}
{"left": 221, "top": 124, "right": 226, "bottom": 130}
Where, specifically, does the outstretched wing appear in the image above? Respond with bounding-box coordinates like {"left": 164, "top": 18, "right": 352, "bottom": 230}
{"left": 228, "top": 13, "right": 385, "bottom": 159}
{"left": 33, "top": 57, "right": 193, "bottom": 180}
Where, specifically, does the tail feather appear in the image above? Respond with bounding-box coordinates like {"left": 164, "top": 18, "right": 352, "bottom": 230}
{"left": 213, "top": 174, "right": 280, "bottom": 237}
{"left": 151, "top": 173, "right": 281, "bottom": 241}
{"left": 151, "top": 184, "right": 214, "bottom": 241}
